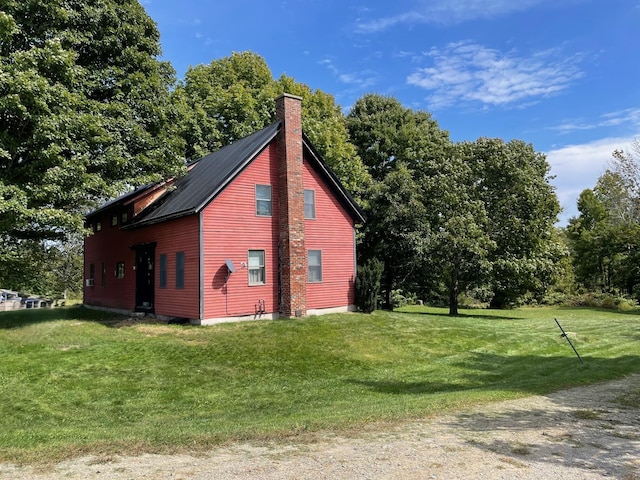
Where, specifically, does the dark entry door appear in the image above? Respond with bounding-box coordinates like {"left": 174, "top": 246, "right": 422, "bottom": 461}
{"left": 135, "top": 243, "right": 155, "bottom": 312}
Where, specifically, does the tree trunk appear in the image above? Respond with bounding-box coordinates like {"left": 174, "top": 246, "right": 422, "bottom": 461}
{"left": 448, "top": 270, "right": 459, "bottom": 316}
{"left": 489, "top": 290, "right": 506, "bottom": 309}
{"left": 383, "top": 264, "right": 393, "bottom": 310}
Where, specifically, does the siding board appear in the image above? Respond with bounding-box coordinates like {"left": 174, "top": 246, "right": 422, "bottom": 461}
{"left": 304, "top": 159, "right": 357, "bottom": 310}
{"left": 84, "top": 214, "right": 199, "bottom": 319}
{"left": 201, "top": 143, "right": 280, "bottom": 320}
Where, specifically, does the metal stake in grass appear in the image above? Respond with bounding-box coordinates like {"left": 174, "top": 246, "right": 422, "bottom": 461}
{"left": 555, "top": 318, "right": 584, "bottom": 364}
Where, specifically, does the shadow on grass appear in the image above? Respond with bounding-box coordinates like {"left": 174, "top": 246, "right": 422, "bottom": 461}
{"left": 409, "top": 311, "right": 523, "bottom": 321}
{"left": 555, "top": 305, "right": 640, "bottom": 316}
{"left": 348, "top": 352, "right": 640, "bottom": 397}
{"left": 0, "top": 305, "right": 122, "bottom": 329}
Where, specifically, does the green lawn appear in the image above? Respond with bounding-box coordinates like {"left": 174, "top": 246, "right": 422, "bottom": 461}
{"left": 1, "top": 305, "right": 639, "bottom": 463}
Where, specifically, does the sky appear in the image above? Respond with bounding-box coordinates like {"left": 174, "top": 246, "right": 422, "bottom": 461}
{"left": 142, "top": 0, "right": 640, "bottom": 224}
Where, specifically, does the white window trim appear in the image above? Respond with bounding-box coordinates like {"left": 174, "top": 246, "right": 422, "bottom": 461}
{"left": 255, "top": 184, "right": 272, "bottom": 217}
{"left": 308, "top": 249, "right": 322, "bottom": 283}
{"left": 248, "top": 250, "right": 266, "bottom": 286}
{"left": 304, "top": 189, "right": 316, "bottom": 219}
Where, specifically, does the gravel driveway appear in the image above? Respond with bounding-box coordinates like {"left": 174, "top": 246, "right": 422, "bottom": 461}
{"left": 2, "top": 375, "right": 639, "bottom": 479}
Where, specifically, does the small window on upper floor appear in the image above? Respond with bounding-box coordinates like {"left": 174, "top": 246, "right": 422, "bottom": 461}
{"left": 121, "top": 211, "right": 128, "bottom": 223}
{"left": 304, "top": 189, "right": 316, "bottom": 219}
{"left": 256, "top": 184, "right": 272, "bottom": 216}
{"left": 111, "top": 214, "right": 118, "bottom": 227}
{"left": 95, "top": 221, "right": 102, "bottom": 232}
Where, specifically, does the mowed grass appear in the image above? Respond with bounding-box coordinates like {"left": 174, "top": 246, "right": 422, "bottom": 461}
{"left": 1, "top": 305, "right": 639, "bottom": 463}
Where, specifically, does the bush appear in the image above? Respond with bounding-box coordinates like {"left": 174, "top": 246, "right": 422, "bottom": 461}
{"left": 391, "top": 289, "right": 417, "bottom": 309}
{"left": 355, "top": 258, "right": 383, "bottom": 313}
{"left": 562, "top": 292, "right": 638, "bottom": 310}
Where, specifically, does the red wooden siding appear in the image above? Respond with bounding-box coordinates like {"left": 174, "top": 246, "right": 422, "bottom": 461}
{"left": 303, "top": 159, "right": 357, "bottom": 310}
{"left": 84, "top": 214, "right": 199, "bottom": 319}
{"left": 201, "top": 143, "right": 280, "bottom": 320}
{"left": 200, "top": 142, "right": 357, "bottom": 321}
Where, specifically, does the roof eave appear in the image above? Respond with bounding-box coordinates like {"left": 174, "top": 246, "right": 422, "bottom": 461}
{"left": 122, "top": 209, "right": 197, "bottom": 230}
{"left": 192, "top": 122, "right": 281, "bottom": 214}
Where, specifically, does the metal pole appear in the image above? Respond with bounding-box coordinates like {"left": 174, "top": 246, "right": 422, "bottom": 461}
{"left": 555, "top": 318, "right": 584, "bottom": 364}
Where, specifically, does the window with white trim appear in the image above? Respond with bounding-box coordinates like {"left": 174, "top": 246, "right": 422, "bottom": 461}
{"left": 308, "top": 250, "right": 322, "bottom": 283}
{"left": 116, "top": 262, "right": 125, "bottom": 279}
{"left": 255, "top": 184, "right": 272, "bottom": 216}
{"left": 248, "top": 250, "right": 265, "bottom": 285}
{"left": 304, "top": 189, "right": 316, "bottom": 219}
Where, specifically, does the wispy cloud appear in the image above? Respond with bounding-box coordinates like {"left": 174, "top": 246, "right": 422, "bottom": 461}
{"left": 552, "top": 108, "right": 640, "bottom": 134}
{"left": 355, "top": 0, "right": 566, "bottom": 33}
{"left": 407, "top": 42, "right": 584, "bottom": 109}
{"left": 319, "top": 59, "right": 377, "bottom": 89}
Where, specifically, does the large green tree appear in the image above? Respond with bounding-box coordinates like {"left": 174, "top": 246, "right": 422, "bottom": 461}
{"left": 424, "top": 144, "right": 494, "bottom": 315}
{"left": 346, "top": 94, "right": 451, "bottom": 309}
{"left": 464, "top": 138, "right": 564, "bottom": 308}
{"left": 347, "top": 94, "right": 562, "bottom": 313}
{"left": 173, "top": 51, "right": 371, "bottom": 202}
{"left": 0, "top": 0, "right": 185, "bottom": 244}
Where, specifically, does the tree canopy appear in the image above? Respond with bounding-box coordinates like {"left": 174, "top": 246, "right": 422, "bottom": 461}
{"left": 567, "top": 142, "right": 640, "bottom": 296}
{"left": 347, "top": 94, "right": 562, "bottom": 314}
{"left": 0, "top": 0, "right": 185, "bottom": 244}
{"left": 0, "top": 0, "right": 189, "bottom": 291}
{"left": 0, "top": 1, "right": 569, "bottom": 308}
{"left": 172, "top": 52, "right": 371, "bottom": 201}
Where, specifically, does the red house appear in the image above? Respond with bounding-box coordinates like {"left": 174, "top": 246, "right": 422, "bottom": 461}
{"left": 83, "top": 94, "right": 365, "bottom": 324}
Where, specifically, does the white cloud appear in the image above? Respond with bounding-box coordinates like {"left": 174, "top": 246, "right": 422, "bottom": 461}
{"left": 545, "top": 136, "right": 637, "bottom": 223}
{"left": 552, "top": 108, "right": 640, "bottom": 134}
{"left": 407, "top": 42, "right": 584, "bottom": 109}
{"left": 319, "top": 59, "right": 377, "bottom": 89}
{"left": 355, "top": 0, "right": 575, "bottom": 32}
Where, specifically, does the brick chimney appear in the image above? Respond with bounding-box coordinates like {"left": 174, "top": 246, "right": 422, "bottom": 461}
{"left": 276, "top": 93, "right": 306, "bottom": 318}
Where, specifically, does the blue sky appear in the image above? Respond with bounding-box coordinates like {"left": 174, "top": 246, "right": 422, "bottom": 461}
{"left": 142, "top": 0, "right": 640, "bottom": 224}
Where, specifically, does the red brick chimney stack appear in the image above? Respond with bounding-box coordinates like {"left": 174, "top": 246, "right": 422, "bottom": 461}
{"left": 275, "top": 94, "right": 307, "bottom": 317}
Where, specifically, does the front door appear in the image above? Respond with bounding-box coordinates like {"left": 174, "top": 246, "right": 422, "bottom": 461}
{"left": 135, "top": 243, "right": 155, "bottom": 312}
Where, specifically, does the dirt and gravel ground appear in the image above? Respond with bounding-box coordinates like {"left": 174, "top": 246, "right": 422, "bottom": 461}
{"left": 2, "top": 374, "right": 639, "bottom": 480}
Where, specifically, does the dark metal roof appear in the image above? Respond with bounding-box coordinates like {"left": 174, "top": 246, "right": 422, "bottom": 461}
{"left": 91, "top": 120, "right": 365, "bottom": 228}
{"left": 128, "top": 122, "right": 280, "bottom": 228}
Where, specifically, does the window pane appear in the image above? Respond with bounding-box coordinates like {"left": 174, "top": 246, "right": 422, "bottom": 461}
{"left": 308, "top": 250, "right": 322, "bottom": 283}
{"left": 116, "top": 262, "right": 125, "bottom": 279}
{"left": 248, "top": 250, "right": 265, "bottom": 285}
{"left": 159, "top": 254, "right": 167, "bottom": 288}
{"left": 304, "top": 189, "right": 315, "bottom": 219}
{"left": 256, "top": 185, "right": 272, "bottom": 216}
{"left": 176, "top": 252, "right": 185, "bottom": 289}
